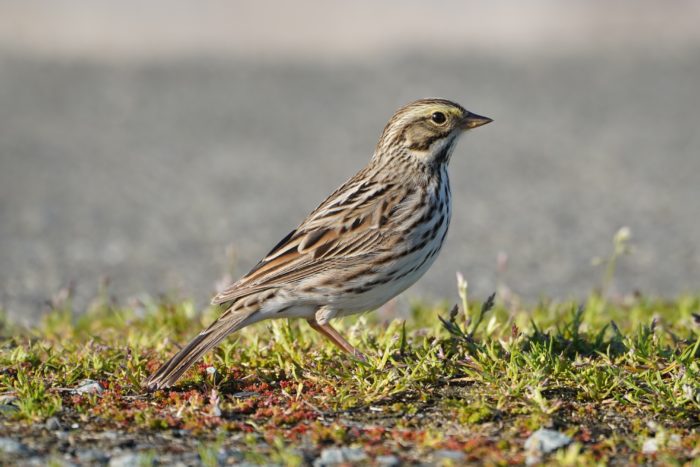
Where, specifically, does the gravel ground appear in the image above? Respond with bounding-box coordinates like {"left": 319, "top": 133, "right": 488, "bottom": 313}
{"left": 1, "top": 49, "right": 700, "bottom": 323}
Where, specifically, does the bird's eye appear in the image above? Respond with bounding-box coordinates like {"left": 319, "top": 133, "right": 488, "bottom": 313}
{"left": 431, "top": 112, "right": 447, "bottom": 124}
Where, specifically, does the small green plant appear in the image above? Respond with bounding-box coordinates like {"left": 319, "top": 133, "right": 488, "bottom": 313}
{"left": 11, "top": 370, "right": 62, "bottom": 419}
{"left": 0, "top": 281, "right": 698, "bottom": 465}
{"left": 439, "top": 281, "right": 496, "bottom": 346}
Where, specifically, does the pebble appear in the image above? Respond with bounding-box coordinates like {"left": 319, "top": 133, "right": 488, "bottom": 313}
{"left": 71, "top": 380, "right": 103, "bottom": 395}
{"left": 0, "top": 403, "right": 19, "bottom": 415}
{"left": 0, "top": 437, "right": 30, "bottom": 455}
{"left": 76, "top": 449, "right": 109, "bottom": 463}
{"left": 314, "top": 447, "right": 367, "bottom": 466}
{"left": 109, "top": 453, "right": 150, "bottom": 467}
{"left": 642, "top": 434, "right": 682, "bottom": 454}
{"left": 0, "top": 395, "right": 19, "bottom": 415}
{"left": 375, "top": 454, "right": 401, "bottom": 466}
{"left": 45, "top": 417, "right": 61, "bottom": 430}
{"left": 642, "top": 438, "right": 658, "bottom": 454}
{"left": 524, "top": 428, "right": 572, "bottom": 465}
{"left": 25, "top": 458, "right": 60, "bottom": 466}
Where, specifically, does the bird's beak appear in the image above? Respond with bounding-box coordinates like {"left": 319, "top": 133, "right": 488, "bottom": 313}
{"left": 461, "top": 112, "right": 493, "bottom": 130}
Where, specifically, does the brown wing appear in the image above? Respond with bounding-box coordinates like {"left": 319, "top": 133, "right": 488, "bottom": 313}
{"left": 211, "top": 174, "right": 413, "bottom": 305}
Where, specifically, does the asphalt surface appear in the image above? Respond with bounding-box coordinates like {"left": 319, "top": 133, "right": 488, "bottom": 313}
{"left": 1, "top": 50, "right": 699, "bottom": 323}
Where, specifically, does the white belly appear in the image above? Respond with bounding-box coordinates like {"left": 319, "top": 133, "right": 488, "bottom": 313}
{"left": 268, "top": 170, "right": 452, "bottom": 321}
{"left": 331, "top": 183, "right": 451, "bottom": 315}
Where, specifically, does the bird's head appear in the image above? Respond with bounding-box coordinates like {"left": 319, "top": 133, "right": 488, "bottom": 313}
{"left": 375, "top": 98, "right": 492, "bottom": 167}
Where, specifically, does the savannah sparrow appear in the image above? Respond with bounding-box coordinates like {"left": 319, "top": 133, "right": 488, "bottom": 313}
{"left": 145, "top": 98, "right": 491, "bottom": 390}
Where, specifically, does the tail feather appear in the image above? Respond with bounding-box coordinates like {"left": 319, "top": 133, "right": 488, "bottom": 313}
{"left": 144, "top": 309, "right": 256, "bottom": 390}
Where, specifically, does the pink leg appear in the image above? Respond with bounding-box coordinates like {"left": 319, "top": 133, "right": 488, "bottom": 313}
{"left": 307, "top": 320, "right": 366, "bottom": 361}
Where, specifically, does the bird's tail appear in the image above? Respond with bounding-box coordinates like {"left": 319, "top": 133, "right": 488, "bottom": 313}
{"left": 144, "top": 308, "right": 256, "bottom": 391}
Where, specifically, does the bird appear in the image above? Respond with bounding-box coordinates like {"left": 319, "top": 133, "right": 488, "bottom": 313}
{"left": 144, "top": 98, "right": 491, "bottom": 390}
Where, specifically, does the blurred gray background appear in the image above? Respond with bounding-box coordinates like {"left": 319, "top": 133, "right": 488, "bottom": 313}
{"left": 1, "top": 1, "right": 699, "bottom": 323}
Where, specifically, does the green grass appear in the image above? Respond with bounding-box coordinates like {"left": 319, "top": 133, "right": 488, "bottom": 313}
{"left": 1, "top": 232, "right": 698, "bottom": 464}
{"left": 1, "top": 287, "right": 699, "bottom": 465}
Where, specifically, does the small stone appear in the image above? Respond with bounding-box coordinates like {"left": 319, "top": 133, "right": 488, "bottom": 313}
{"left": 376, "top": 454, "right": 401, "bottom": 466}
{"left": 45, "top": 417, "right": 61, "bottom": 430}
{"left": 0, "top": 403, "right": 18, "bottom": 415}
{"left": 434, "top": 449, "right": 466, "bottom": 461}
{"left": 54, "top": 430, "right": 70, "bottom": 440}
{"left": 0, "top": 395, "right": 19, "bottom": 415}
{"left": 642, "top": 438, "right": 658, "bottom": 454}
{"left": 25, "top": 458, "right": 61, "bottom": 467}
{"left": 314, "top": 447, "right": 367, "bottom": 466}
{"left": 0, "top": 437, "right": 30, "bottom": 455}
{"left": 71, "top": 380, "right": 103, "bottom": 395}
{"left": 525, "top": 428, "right": 572, "bottom": 465}
{"left": 109, "top": 453, "right": 150, "bottom": 467}
{"left": 76, "top": 449, "right": 108, "bottom": 463}
{"left": 682, "top": 384, "right": 698, "bottom": 401}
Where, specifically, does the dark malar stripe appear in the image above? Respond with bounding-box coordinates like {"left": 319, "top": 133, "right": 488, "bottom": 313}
{"left": 408, "top": 133, "right": 445, "bottom": 151}
{"left": 433, "top": 145, "right": 451, "bottom": 164}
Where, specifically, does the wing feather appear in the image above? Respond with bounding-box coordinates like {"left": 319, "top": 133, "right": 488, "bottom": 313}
{"left": 211, "top": 172, "right": 415, "bottom": 305}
